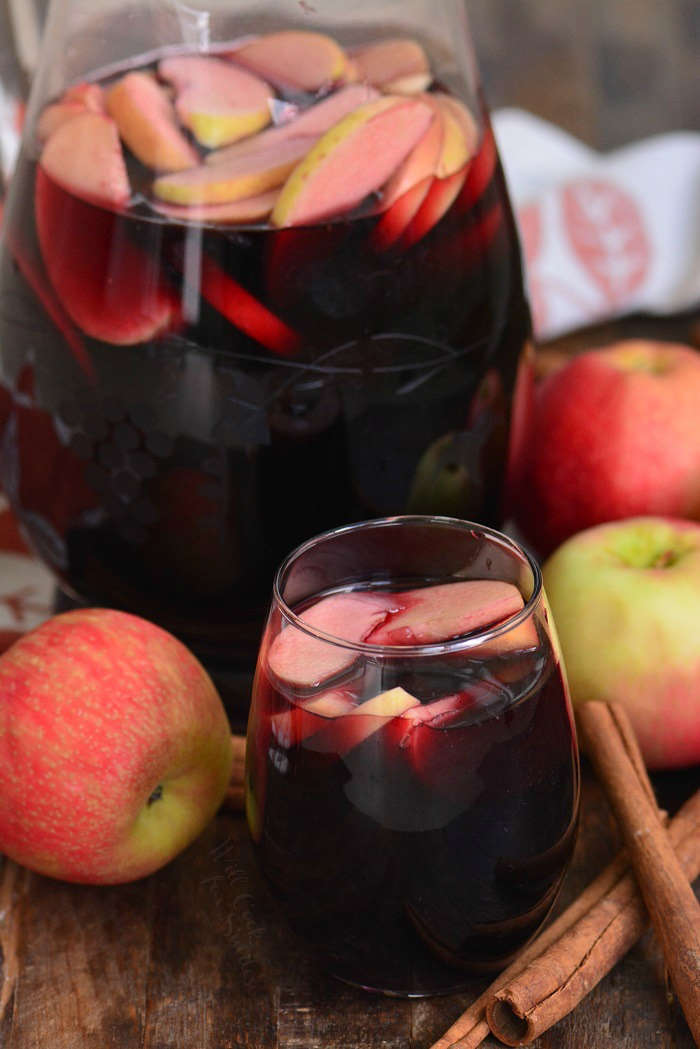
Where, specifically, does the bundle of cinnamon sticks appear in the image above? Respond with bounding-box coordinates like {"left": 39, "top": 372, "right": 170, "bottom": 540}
{"left": 226, "top": 703, "right": 700, "bottom": 1046}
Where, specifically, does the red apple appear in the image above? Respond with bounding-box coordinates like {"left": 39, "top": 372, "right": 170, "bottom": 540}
{"left": 512, "top": 341, "right": 700, "bottom": 556}
{"left": 0, "top": 609, "right": 233, "bottom": 883}
{"left": 542, "top": 516, "right": 700, "bottom": 769}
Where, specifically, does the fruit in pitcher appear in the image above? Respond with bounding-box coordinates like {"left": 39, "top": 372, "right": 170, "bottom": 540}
{"left": 106, "top": 72, "right": 199, "bottom": 171}
{"left": 0, "top": 609, "right": 233, "bottom": 883}
{"left": 351, "top": 38, "right": 431, "bottom": 94}
{"left": 543, "top": 516, "right": 700, "bottom": 769}
{"left": 513, "top": 341, "right": 700, "bottom": 556}
{"left": 39, "top": 110, "right": 130, "bottom": 208}
{"left": 153, "top": 137, "right": 310, "bottom": 205}
{"left": 271, "top": 96, "right": 433, "bottom": 227}
{"left": 149, "top": 190, "right": 279, "bottom": 224}
{"left": 36, "top": 167, "right": 180, "bottom": 345}
{"left": 159, "top": 55, "right": 273, "bottom": 148}
{"left": 36, "top": 82, "right": 105, "bottom": 142}
{"left": 232, "top": 30, "right": 347, "bottom": 92}
{"left": 205, "top": 83, "right": 378, "bottom": 166}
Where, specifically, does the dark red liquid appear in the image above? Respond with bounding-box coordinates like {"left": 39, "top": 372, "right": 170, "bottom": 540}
{"left": 247, "top": 611, "right": 579, "bottom": 995}
{"left": 0, "top": 58, "right": 531, "bottom": 678}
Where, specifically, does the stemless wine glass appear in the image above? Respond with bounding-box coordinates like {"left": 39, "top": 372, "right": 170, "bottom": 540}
{"left": 0, "top": 1, "right": 532, "bottom": 704}
{"left": 246, "top": 516, "right": 580, "bottom": 996}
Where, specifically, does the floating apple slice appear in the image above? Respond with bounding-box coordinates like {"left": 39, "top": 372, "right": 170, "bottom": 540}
{"left": 39, "top": 110, "right": 130, "bottom": 209}
{"left": 150, "top": 189, "right": 278, "bottom": 225}
{"left": 37, "top": 102, "right": 89, "bottom": 143}
{"left": 232, "top": 30, "right": 347, "bottom": 92}
{"left": 106, "top": 72, "right": 199, "bottom": 172}
{"left": 36, "top": 167, "right": 180, "bottom": 346}
{"left": 371, "top": 177, "right": 433, "bottom": 250}
{"left": 401, "top": 167, "right": 466, "bottom": 248}
{"left": 197, "top": 255, "right": 302, "bottom": 357}
{"left": 271, "top": 96, "right": 433, "bottom": 228}
{"left": 267, "top": 591, "right": 396, "bottom": 688}
{"left": 270, "top": 690, "right": 356, "bottom": 749}
{"left": 63, "top": 82, "right": 105, "bottom": 111}
{"left": 432, "top": 93, "right": 479, "bottom": 169}
{"left": 366, "top": 580, "right": 525, "bottom": 646}
{"left": 159, "top": 55, "right": 273, "bottom": 148}
{"left": 37, "top": 82, "right": 106, "bottom": 143}
{"left": 205, "top": 84, "right": 378, "bottom": 166}
{"left": 380, "top": 107, "right": 442, "bottom": 208}
{"left": 351, "top": 38, "right": 430, "bottom": 92}
{"left": 153, "top": 137, "right": 310, "bottom": 205}
{"left": 310, "top": 687, "right": 421, "bottom": 757}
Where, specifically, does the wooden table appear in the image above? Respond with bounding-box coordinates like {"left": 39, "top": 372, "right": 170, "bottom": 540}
{"left": 2, "top": 1, "right": 700, "bottom": 1046}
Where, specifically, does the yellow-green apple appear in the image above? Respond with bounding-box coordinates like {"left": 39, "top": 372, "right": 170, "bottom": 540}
{"left": 0, "top": 609, "right": 233, "bottom": 883}
{"left": 542, "top": 516, "right": 700, "bottom": 769}
{"left": 512, "top": 341, "right": 700, "bottom": 557}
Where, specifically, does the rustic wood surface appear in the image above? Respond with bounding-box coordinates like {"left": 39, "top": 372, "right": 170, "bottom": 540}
{"left": 2, "top": 1, "right": 700, "bottom": 1046}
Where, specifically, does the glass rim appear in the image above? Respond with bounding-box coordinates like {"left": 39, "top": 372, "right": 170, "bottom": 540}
{"left": 272, "top": 515, "right": 543, "bottom": 658}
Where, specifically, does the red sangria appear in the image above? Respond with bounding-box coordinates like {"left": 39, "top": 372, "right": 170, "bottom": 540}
{"left": 246, "top": 517, "right": 579, "bottom": 996}
{"left": 0, "top": 9, "right": 531, "bottom": 684}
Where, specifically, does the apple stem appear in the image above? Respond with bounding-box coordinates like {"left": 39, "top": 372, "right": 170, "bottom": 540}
{"left": 147, "top": 785, "right": 164, "bottom": 806}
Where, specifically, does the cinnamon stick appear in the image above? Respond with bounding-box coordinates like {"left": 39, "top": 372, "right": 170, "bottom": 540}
{"left": 222, "top": 734, "right": 246, "bottom": 813}
{"left": 432, "top": 778, "right": 700, "bottom": 1046}
{"left": 575, "top": 702, "right": 700, "bottom": 1044}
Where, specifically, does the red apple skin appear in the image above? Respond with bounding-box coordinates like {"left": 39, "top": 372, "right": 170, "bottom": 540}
{"left": 0, "top": 609, "right": 233, "bottom": 883}
{"left": 542, "top": 516, "right": 700, "bottom": 769}
{"left": 512, "top": 341, "right": 700, "bottom": 557}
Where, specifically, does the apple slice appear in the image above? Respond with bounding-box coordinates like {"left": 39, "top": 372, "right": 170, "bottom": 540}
{"left": 351, "top": 39, "right": 430, "bottom": 92}
{"left": 197, "top": 255, "right": 301, "bottom": 356}
{"left": 149, "top": 189, "right": 278, "bottom": 225}
{"left": 310, "top": 686, "right": 421, "bottom": 757}
{"left": 106, "top": 72, "right": 199, "bottom": 172}
{"left": 205, "top": 84, "right": 378, "bottom": 166}
{"left": 366, "top": 580, "right": 525, "bottom": 646}
{"left": 457, "top": 124, "right": 498, "bottom": 213}
{"left": 63, "top": 82, "right": 105, "bottom": 111}
{"left": 401, "top": 167, "right": 466, "bottom": 248}
{"left": 36, "top": 167, "right": 180, "bottom": 346}
{"left": 371, "top": 177, "right": 433, "bottom": 251}
{"left": 39, "top": 110, "right": 130, "bottom": 209}
{"left": 37, "top": 82, "right": 106, "bottom": 142}
{"left": 379, "top": 106, "right": 442, "bottom": 208}
{"left": 153, "top": 137, "right": 310, "bottom": 205}
{"left": 159, "top": 55, "right": 273, "bottom": 148}
{"left": 232, "top": 30, "right": 347, "bottom": 92}
{"left": 267, "top": 591, "right": 396, "bottom": 688}
{"left": 271, "top": 96, "right": 433, "bottom": 228}
{"left": 270, "top": 689, "right": 356, "bottom": 749}
{"left": 432, "top": 93, "right": 478, "bottom": 171}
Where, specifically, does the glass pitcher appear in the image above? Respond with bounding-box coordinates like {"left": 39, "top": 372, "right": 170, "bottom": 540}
{"left": 0, "top": 0, "right": 532, "bottom": 705}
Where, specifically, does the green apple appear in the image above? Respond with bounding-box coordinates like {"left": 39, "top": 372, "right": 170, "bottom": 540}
{"left": 0, "top": 609, "right": 233, "bottom": 883}
{"left": 543, "top": 516, "right": 700, "bottom": 769}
